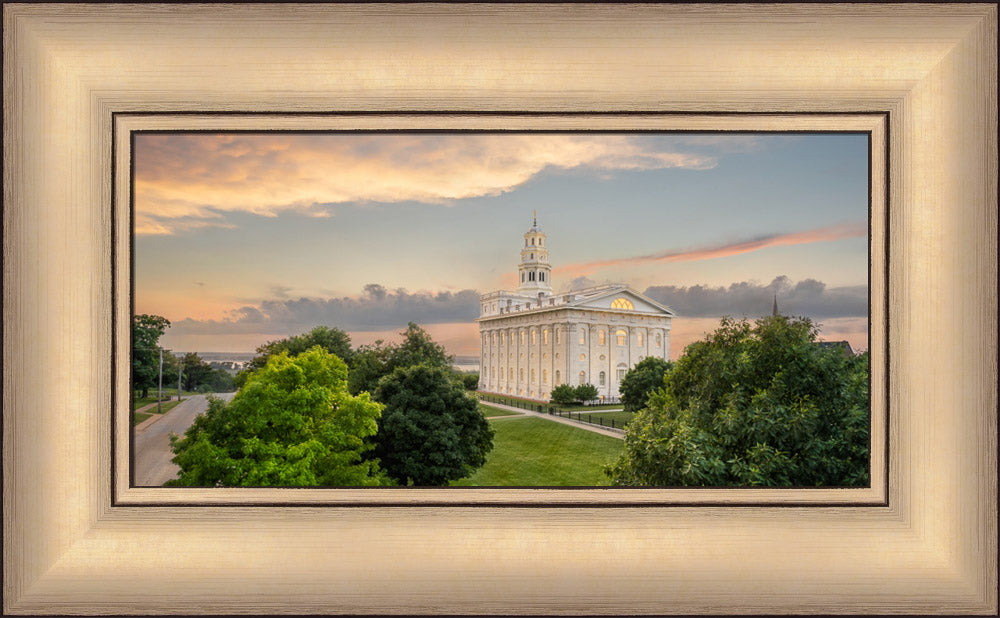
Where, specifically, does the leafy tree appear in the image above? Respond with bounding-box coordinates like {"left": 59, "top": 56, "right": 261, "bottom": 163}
{"left": 181, "top": 352, "right": 214, "bottom": 391}
{"left": 237, "top": 326, "right": 354, "bottom": 387}
{"left": 574, "top": 383, "right": 599, "bottom": 402}
{"left": 205, "top": 367, "right": 236, "bottom": 392}
{"left": 460, "top": 372, "right": 480, "bottom": 391}
{"left": 392, "top": 322, "right": 452, "bottom": 369}
{"left": 619, "top": 356, "right": 672, "bottom": 412}
{"left": 180, "top": 352, "right": 236, "bottom": 393}
{"left": 168, "top": 347, "right": 391, "bottom": 487}
{"left": 550, "top": 384, "right": 577, "bottom": 405}
{"left": 607, "top": 316, "right": 869, "bottom": 487}
{"left": 372, "top": 364, "right": 494, "bottom": 486}
{"left": 346, "top": 339, "right": 396, "bottom": 397}
{"left": 132, "top": 314, "right": 170, "bottom": 399}
{"left": 347, "top": 322, "right": 454, "bottom": 396}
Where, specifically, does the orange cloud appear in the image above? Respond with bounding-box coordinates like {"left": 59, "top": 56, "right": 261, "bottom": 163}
{"left": 133, "top": 134, "right": 717, "bottom": 235}
{"left": 555, "top": 223, "right": 867, "bottom": 277}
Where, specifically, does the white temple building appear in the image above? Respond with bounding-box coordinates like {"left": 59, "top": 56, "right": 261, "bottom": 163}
{"left": 477, "top": 214, "right": 675, "bottom": 401}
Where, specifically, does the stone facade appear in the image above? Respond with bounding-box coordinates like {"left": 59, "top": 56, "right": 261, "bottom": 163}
{"left": 477, "top": 217, "right": 674, "bottom": 401}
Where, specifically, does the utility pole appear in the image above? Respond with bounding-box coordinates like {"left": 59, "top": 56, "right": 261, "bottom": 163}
{"left": 177, "top": 354, "right": 183, "bottom": 402}
{"left": 157, "top": 348, "right": 163, "bottom": 414}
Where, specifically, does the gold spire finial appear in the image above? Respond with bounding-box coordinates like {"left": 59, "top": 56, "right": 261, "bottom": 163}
{"left": 533, "top": 210, "right": 537, "bottom": 226}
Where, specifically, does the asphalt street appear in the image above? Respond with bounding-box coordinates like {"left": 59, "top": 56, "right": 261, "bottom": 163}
{"left": 133, "top": 392, "right": 235, "bottom": 486}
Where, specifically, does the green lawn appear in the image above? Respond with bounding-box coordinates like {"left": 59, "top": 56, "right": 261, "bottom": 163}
{"left": 132, "top": 388, "right": 197, "bottom": 408}
{"left": 479, "top": 403, "right": 523, "bottom": 418}
{"left": 452, "top": 417, "right": 623, "bottom": 486}
{"left": 132, "top": 398, "right": 184, "bottom": 426}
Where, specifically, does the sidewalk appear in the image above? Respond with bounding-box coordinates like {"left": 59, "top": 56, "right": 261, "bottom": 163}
{"left": 134, "top": 397, "right": 175, "bottom": 415}
{"left": 479, "top": 400, "right": 625, "bottom": 439}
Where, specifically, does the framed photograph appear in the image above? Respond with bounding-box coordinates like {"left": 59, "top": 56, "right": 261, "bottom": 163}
{"left": 4, "top": 3, "right": 996, "bottom": 614}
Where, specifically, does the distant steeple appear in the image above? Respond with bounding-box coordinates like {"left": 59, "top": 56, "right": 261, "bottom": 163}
{"left": 772, "top": 294, "right": 779, "bottom": 316}
{"left": 533, "top": 209, "right": 537, "bottom": 227}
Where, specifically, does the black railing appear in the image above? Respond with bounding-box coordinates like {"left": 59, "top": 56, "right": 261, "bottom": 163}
{"left": 476, "top": 391, "right": 628, "bottom": 430}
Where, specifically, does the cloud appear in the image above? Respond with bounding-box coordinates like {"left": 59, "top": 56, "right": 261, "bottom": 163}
{"left": 169, "top": 283, "right": 481, "bottom": 336}
{"left": 133, "top": 133, "right": 717, "bottom": 234}
{"left": 643, "top": 275, "right": 868, "bottom": 319}
{"left": 561, "top": 276, "right": 600, "bottom": 292}
{"left": 556, "top": 222, "right": 867, "bottom": 277}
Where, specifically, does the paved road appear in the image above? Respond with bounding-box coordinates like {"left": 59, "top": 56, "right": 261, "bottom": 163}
{"left": 479, "top": 400, "right": 625, "bottom": 439}
{"left": 133, "top": 392, "right": 235, "bottom": 486}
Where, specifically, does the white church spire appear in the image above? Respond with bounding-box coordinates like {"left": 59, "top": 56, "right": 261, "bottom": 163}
{"left": 517, "top": 212, "right": 552, "bottom": 295}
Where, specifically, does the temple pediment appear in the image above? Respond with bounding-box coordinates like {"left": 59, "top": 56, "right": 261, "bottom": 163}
{"left": 567, "top": 286, "right": 676, "bottom": 316}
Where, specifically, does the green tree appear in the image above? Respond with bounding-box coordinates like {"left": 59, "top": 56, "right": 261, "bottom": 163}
{"left": 346, "top": 339, "right": 396, "bottom": 397}
{"left": 237, "top": 326, "right": 354, "bottom": 387}
{"left": 550, "top": 384, "right": 577, "bottom": 405}
{"left": 347, "top": 322, "right": 454, "bottom": 396}
{"left": 392, "top": 322, "right": 453, "bottom": 369}
{"left": 372, "top": 364, "right": 494, "bottom": 486}
{"left": 460, "top": 372, "right": 480, "bottom": 391}
{"left": 168, "top": 347, "right": 391, "bottom": 487}
{"left": 205, "top": 367, "right": 236, "bottom": 392}
{"left": 132, "top": 314, "right": 170, "bottom": 399}
{"left": 181, "top": 352, "right": 214, "bottom": 391}
{"left": 574, "top": 383, "right": 599, "bottom": 402}
{"left": 619, "top": 356, "right": 672, "bottom": 412}
{"left": 607, "top": 316, "right": 869, "bottom": 487}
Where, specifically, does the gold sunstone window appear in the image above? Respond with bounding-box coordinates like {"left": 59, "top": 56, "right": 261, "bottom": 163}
{"left": 611, "top": 297, "right": 634, "bottom": 310}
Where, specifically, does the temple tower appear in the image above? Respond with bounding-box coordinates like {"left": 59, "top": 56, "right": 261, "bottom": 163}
{"left": 516, "top": 211, "right": 552, "bottom": 295}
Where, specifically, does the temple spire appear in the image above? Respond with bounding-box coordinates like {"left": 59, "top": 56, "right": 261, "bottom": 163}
{"left": 517, "top": 212, "right": 551, "bottom": 294}
{"left": 772, "top": 294, "right": 779, "bottom": 316}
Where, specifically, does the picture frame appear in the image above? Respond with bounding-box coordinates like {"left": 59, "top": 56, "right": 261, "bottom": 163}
{"left": 3, "top": 3, "right": 996, "bottom": 614}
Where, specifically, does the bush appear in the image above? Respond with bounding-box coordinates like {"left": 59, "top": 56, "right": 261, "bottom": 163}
{"left": 550, "top": 384, "right": 577, "bottom": 405}
{"left": 619, "top": 356, "right": 672, "bottom": 412}
{"left": 574, "top": 383, "right": 599, "bottom": 402}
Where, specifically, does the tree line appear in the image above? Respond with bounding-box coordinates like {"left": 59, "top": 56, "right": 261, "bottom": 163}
{"left": 159, "top": 322, "right": 492, "bottom": 488}
{"left": 132, "top": 314, "right": 235, "bottom": 399}
{"left": 606, "top": 315, "right": 870, "bottom": 487}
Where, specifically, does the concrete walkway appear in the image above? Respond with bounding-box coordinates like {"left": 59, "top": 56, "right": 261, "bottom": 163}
{"left": 479, "top": 400, "right": 625, "bottom": 439}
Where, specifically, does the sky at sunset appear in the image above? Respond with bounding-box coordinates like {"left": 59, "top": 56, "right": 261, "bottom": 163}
{"left": 134, "top": 132, "right": 870, "bottom": 359}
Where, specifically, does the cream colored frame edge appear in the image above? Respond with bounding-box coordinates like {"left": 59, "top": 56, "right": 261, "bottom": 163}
{"left": 113, "top": 113, "right": 887, "bottom": 507}
{"left": 3, "top": 3, "right": 996, "bottom": 615}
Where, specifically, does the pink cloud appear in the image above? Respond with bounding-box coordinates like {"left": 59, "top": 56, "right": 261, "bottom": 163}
{"left": 555, "top": 223, "right": 867, "bottom": 277}
{"left": 133, "top": 134, "right": 717, "bottom": 235}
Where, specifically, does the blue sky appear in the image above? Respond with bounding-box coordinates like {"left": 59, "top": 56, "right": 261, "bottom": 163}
{"left": 134, "top": 132, "right": 869, "bottom": 357}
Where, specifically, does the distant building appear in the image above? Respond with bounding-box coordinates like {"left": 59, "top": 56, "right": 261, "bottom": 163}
{"left": 477, "top": 215, "right": 675, "bottom": 401}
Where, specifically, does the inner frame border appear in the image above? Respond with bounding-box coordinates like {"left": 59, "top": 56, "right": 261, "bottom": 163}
{"left": 112, "top": 112, "right": 888, "bottom": 508}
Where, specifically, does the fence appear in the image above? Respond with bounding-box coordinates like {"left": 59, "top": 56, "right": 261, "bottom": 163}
{"left": 476, "top": 392, "right": 628, "bottom": 431}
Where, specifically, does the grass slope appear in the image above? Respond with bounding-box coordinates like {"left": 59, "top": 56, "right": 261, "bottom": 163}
{"left": 479, "top": 403, "right": 523, "bottom": 418}
{"left": 453, "top": 416, "right": 623, "bottom": 486}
